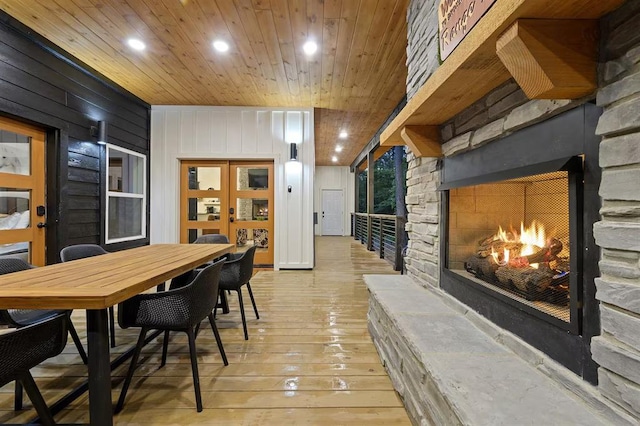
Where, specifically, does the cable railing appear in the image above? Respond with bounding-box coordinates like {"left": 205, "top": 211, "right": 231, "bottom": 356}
{"left": 351, "top": 213, "right": 406, "bottom": 271}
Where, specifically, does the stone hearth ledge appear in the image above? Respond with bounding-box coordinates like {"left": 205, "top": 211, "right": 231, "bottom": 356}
{"left": 364, "top": 274, "right": 636, "bottom": 425}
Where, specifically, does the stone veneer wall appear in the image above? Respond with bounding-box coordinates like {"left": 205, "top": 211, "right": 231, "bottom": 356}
{"left": 406, "top": 0, "right": 439, "bottom": 100}
{"left": 590, "top": 2, "right": 640, "bottom": 417}
{"left": 402, "top": 0, "right": 639, "bottom": 419}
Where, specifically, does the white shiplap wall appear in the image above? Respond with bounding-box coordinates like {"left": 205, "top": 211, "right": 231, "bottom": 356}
{"left": 314, "top": 166, "right": 355, "bottom": 236}
{"left": 150, "top": 106, "right": 315, "bottom": 269}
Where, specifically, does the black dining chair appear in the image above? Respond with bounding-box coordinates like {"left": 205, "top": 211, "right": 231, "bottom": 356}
{"left": 60, "top": 244, "right": 117, "bottom": 348}
{"left": 0, "top": 313, "right": 69, "bottom": 426}
{"left": 194, "top": 234, "right": 229, "bottom": 244}
{"left": 0, "top": 258, "right": 88, "bottom": 411}
{"left": 115, "top": 259, "right": 229, "bottom": 413}
{"left": 215, "top": 246, "right": 259, "bottom": 340}
{"left": 167, "top": 234, "right": 231, "bottom": 291}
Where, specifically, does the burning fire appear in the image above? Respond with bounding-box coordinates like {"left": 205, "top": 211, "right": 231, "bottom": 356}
{"left": 490, "top": 221, "right": 547, "bottom": 268}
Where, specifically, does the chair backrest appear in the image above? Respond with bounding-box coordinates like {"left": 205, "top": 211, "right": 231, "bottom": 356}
{"left": 237, "top": 246, "right": 257, "bottom": 285}
{"left": 0, "top": 313, "right": 68, "bottom": 387}
{"left": 194, "top": 234, "right": 230, "bottom": 244}
{"left": 221, "top": 246, "right": 256, "bottom": 287}
{"left": 0, "top": 258, "right": 34, "bottom": 326}
{"left": 185, "top": 259, "right": 225, "bottom": 325}
{"left": 0, "top": 257, "right": 31, "bottom": 275}
{"left": 60, "top": 244, "right": 108, "bottom": 262}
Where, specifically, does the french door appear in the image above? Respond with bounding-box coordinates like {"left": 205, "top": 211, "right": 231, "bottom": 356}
{"left": 0, "top": 116, "right": 46, "bottom": 266}
{"left": 180, "top": 160, "right": 274, "bottom": 266}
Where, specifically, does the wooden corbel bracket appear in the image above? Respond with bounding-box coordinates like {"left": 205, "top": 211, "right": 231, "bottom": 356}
{"left": 400, "top": 125, "right": 442, "bottom": 158}
{"left": 496, "top": 19, "right": 598, "bottom": 99}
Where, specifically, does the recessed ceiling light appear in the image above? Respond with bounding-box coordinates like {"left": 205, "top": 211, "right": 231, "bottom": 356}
{"left": 335, "top": 145, "right": 343, "bottom": 152}
{"left": 332, "top": 156, "right": 338, "bottom": 162}
{"left": 303, "top": 40, "right": 318, "bottom": 55}
{"left": 339, "top": 131, "right": 348, "bottom": 139}
{"left": 127, "top": 38, "right": 146, "bottom": 51}
{"left": 213, "top": 40, "right": 230, "bottom": 52}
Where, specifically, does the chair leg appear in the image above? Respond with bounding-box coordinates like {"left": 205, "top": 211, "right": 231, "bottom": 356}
{"left": 237, "top": 289, "right": 249, "bottom": 340}
{"left": 186, "top": 328, "right": 203, "bottom": 412}
{"left": 109, "top": 306, "right": 116, "bottom": 348}
{"left": 20, "top": 373, "right": 55, "bottom": 426}
{"left": 207, "top": 313, "right": 228, "bottom": 366}
{"left": 194, "top": 321, "right": 201, "bottom": 338}
{"left": 161, "top": 330, "right": 170, "bottom": 368}
{"left": 246, "top": 282, "right": 260, "bottom": 319}
{"left": 14, "top": 380, "right": 23, "bottom": 411}
{"left": 67, "top": 317, "right": 88, "bottom": 365}
{"left": 115, "top": 328, "right": 148, "bottom": 413}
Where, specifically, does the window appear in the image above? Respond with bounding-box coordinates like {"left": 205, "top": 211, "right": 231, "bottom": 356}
{"left": 105, "top": 144, "right": 146, "bottom": 243}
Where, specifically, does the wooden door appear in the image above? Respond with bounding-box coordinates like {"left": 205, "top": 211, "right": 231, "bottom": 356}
{"left": 228, "top": 162, "right": 274, "bottom": 266}
{"left": 179, "top": 161, "right": 229, "bottom": 243}
{"left": 0, "top": 116, "right": 46, "bottom": 266}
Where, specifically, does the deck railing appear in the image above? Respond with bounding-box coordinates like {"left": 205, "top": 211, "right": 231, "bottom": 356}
{"left": 351, "top": 213, "right": 406, "bottom": 271}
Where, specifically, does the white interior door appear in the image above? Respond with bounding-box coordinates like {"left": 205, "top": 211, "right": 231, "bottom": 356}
{"left": 321, "top": 189, "right": 344, "bottom": 236}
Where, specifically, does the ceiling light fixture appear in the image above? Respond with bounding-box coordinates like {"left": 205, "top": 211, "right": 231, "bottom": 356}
{"left": 335, "top": 145, "right": 343, "bottom": 152}
{"left": 127, "top": 38, "right": 146, "bottom": 51}
{"left": 213, "top": 40, "right": 230, "bottom": 52}
{"left": 332, "top": 156, "right": 338, "bottom": 163}
{"left": 339, "top": 130, "right": 348, "bottom": 139}
{"left": 303, "top": 40, "right": 318, "bottom": 56}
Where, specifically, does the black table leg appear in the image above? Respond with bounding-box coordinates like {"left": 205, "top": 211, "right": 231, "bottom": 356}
{"left": 86, "top": 309, "right": 113, "bottom": 426}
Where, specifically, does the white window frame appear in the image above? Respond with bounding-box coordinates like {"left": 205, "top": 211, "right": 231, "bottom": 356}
{"left": 105, "top": 143, "right": 147, "bottom": 244}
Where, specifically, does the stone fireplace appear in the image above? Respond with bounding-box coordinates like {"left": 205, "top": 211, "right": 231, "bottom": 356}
{"left": 438, "top": 105, "right": 602, "bottom": 380}
{"left": 367, "top": 0, "right": 640, "bottom": 423}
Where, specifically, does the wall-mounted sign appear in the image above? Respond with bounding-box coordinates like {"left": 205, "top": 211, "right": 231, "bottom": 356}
{"left": 438, "top": 0, "right": 497, "bottom": 60}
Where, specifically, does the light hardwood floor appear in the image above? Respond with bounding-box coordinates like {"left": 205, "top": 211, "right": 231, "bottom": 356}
{"left": 0, "top": 237, "right": 410, "bottom": 425}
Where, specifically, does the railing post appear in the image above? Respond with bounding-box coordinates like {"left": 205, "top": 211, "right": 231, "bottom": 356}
{"left": 379, "top": 218, "right": 384, "bottom": 259}
{"left": 367, "top": 214, "right": 373, "bottom": 251}
{"left": 351, "top": 213, "right": 355, "bottom": 238}
{"left": 394, "top": 216, "right": 403, "bottom": 271}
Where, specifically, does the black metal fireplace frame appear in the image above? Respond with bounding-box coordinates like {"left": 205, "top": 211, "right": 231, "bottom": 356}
{"left": 438, "top": 104, "right": 602, "bottom": 383}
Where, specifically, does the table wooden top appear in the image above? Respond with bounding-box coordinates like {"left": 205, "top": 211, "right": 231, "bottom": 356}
{"left": 0, "top": 244, "right": 234, "bottom": 310}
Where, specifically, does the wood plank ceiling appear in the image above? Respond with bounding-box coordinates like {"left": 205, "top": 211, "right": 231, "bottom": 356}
{"left": 0, "top": 0, "right": 409, "bottom": 166}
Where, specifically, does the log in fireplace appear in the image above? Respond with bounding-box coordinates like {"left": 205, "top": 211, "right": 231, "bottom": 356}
{"left": 439, "top": 104, "right": 602, "bottom": 383}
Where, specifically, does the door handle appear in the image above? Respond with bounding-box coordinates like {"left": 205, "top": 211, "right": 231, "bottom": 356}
{"left": 37, "top": 222, "right": 48, "bottom": 229}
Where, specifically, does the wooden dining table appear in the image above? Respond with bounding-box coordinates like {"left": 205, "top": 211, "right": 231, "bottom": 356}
{"left": 0, "top": 243, "right": 234, "bottom": 426}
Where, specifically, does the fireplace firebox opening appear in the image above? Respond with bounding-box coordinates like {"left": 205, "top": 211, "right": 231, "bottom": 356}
{"left": 450, "top": 169, "right": 575, "bottom": 324}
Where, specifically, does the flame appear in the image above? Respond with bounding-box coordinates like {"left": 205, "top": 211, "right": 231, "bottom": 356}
{"left": 493, "top": 221, "right": 547, "bottom": 268}
{"left": 519, "top": 221, "right": 546, "bottom": 256}
{"left": 491, "top": 246, "right": 509, "bottom": 266}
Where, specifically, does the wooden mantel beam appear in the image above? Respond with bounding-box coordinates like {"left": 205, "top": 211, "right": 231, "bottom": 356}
{"left": 496, "top": 19, "right": 598, "bottom": 99}
{"left": 399, "top": 126, "right": 442, "bottom": 158}
{"left": 378, "top": 0, "right": 623, "bottom": 151}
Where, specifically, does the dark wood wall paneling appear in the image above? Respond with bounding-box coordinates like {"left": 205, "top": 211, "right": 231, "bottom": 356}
{"left": 0, "top": 11, "right": 151, "bottom": 263}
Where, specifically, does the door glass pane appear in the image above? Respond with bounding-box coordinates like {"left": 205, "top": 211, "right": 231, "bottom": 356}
{"left": 0, "top": 189, "right": 30, "bottom": 227}
{"left": 0, "top": 189, "right": 30, "bottom": 260}
{"left": 237, "top": 167, "right": 269, "bottom": 190}
{"left": 188, "top": 197, "right": 221, "bottom": 221}
{"left": 188, "top": 167, "right": 222, "bottom": 190}
{"left": 236, "top": 198, "right": 268, "bottom": 221}
{"left": 234, "top": 227, "right": 269, "bottom": 253}
{"left": 108, "top": 197, "right": 142, "bottom": 239}
{"left": 108, "top": 149, "right": 144, "bottom": 194}
{"left": 0, "top": 130, "right": 30, "bottom": 175}
{"left": 0, "top": 240, "right": 29, "bottom": 260}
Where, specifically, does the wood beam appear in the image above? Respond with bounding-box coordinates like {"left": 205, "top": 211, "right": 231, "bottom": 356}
{"left": 400, "top": 126, "right": 442, "bottom": 158}
{"left": 496, "top": 19, "right": 598, "bottom": 99}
